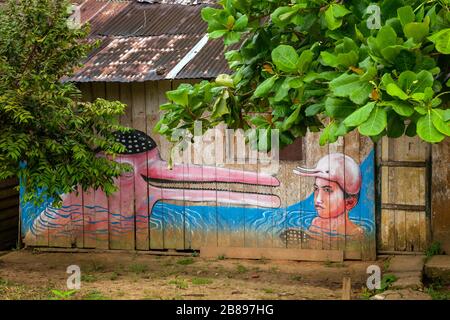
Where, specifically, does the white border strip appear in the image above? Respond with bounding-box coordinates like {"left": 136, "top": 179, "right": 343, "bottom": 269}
{"left": 165, "top": 34, "right": 209, "bottom": 79}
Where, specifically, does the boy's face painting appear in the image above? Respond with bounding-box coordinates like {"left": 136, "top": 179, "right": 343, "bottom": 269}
{"left": 313, "top": 177, "right": 357, "bottom": 219}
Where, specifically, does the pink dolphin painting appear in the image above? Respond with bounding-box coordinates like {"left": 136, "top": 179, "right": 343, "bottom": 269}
{"left": 25, "top": 130, "right": 281, "bottom": 242}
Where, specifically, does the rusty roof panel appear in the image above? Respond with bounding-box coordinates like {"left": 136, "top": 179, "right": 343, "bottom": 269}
{"left": 67, "top": 0, "right": 233, "bottom": 82}
{"left": 70, "top": 35, "right": 204, "bottom": 82}
{"left": 176, "top": 38, "right": 232, "bottom": 79}
{"left": 83, "top": 0, "right": 132, "bottom": 33}
{"left": 92, "top": 3, "right": 208, "bottom": 36}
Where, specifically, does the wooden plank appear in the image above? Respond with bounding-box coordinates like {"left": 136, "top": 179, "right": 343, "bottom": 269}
{"left": 394, "top": 210, "right": 407, "bottom": 251}
{"left": 344, "top": 131, "right": 361, "bottom": 255}
{"left": 329, "top": 137, "right": 345, "bottom": 252}
{"left": 303, "top": 131, "right": 329, "bottom": 251}
{"left": 145, "top": 81, "right": 164, "bottom": 250}
{"left": 106, "top": 83, "right": 122, "bottom": 250}
{"left": 164, "top": 80, "right": 185, "bottom": 250}
{"left": 0, "top": 188, "right": 19, "bottom": 200}
{"left": 118, "top": 83, "right": 135, "bottom": 250}
{"left": 94, "top": 188, "right": 109, "bottom": 249}
{"left": 78, "top": 83, "right": 93, "bottom": 102}
{"left": 390, "top": 136, "right": 429, "bottom": 162}
{"left": 81, "top": 188, "right": 96, "bottom": 248}
{"left": 229, "top": 130, "right": 245, "bottom": 248}
{"left": 132, "top": 82, "right": 150, "bottom": 251}
{"left": 0, "top": 178, "right": 19, "bottom": 189}
{"left": 359, "top": 135, "right": 376, "bottom": 260}
{"left": 419, "top": 211, "right": 427, "bottom": 251}
{"left": 380, "top": 209, "right": 396, "bottom": 251}
{"left": 91, "top": 83, "right": 109, "bottom": 250}
{"left": 0, "top": 206, "right": 19, "bottom": 222}
{"left": 405, "top": 210, "right": 422, "bottom": 252}
{"left": 431, "top": 139, "right": 449, "bottom": 253}
{"left": 200, "top": 246, "right": 344, "bottom": 262}
{"left": 0, "top": 197, "right": 19, "bottom": 210}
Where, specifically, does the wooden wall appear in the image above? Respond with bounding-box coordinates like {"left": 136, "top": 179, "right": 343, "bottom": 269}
{"left": 20, "top": 80, "right": 377, "bottom": 261}
{"left": 0, "top": 178, "right": 19, "bottom": 250}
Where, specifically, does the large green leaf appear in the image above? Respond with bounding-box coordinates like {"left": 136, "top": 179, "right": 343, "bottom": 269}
{"left": 358, "top": 106, "right": 387, "bottom": 136}
{"left": 386, "top": 83, "right": 409, "bottom": 100}
{"left": 343, "top": 102, "right": 376, "bottom": 127}
{"left": 403, "top": 16, "right": 430, "bottom": 43}
{"left": 427, "top": 28, "right": 450, "bottom": 54}
{"left": 324, "top": 4, "right": 351, "bottom": 30}
{"left": 382, "top": 101, "right": 414, "bottom": 116}
{"left": 282, "top": 105, "right": 301, "bottom": 130}
{"left": 431, "top": 109, "right": 450, "bottom": 136}
{"left": 253, "top": 76, "right": 277, "bottom": 98}
{"left": 297, "top": 50, "right": 313, "bottom": 74}
{"left": 233, "top": 15, "right": 248, "bottom": 31}
{"left": 329, "top": 73, "right": 373, "bottom": 105}
{"left": 417, "top": 112, "right": 445, "bottom": 142}
{"left": 325, "top": 97, "right": 356, "bottom": 118}
{"left": 397, "top": 6, "right": 415, "bottom": 27}
{"left": 211, "top": 91, "right": 230, "bottom": 118}
{"left": 166, "top": 88, "right": 189, "bottom": 106}
{"left": 271, "top": 45, "right": 299, "bottom": 73}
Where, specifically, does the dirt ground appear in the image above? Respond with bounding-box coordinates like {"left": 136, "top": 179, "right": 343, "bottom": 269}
{"left": 0, "top": 249, "right": 384, "bottom": 300}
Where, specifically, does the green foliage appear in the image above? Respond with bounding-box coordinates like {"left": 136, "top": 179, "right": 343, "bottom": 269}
{"left": 49, "top": 289, "right": 77, "bottom": 300}
{"left": 129, "top": 263, "right": 149, "bottom": 274}
{"left": 156, "top": 0, "right": 450, "bottom": 154}
{"left": 191, "top": 277, "right": 213, "bottom": 285}
{"left": 426, "top": 241, "right": 444, "bottom": 257}
{"left": 168, "top": 278, "right": 188, "bottom": 289}
{"left": 427, "top": 282, "right": 450, "bottom": 300}
{"left": 176, "top": 257, "right": 195, "bottom": 265}
{"left": 0, "top": 0, "right": 130, "bottom": 206}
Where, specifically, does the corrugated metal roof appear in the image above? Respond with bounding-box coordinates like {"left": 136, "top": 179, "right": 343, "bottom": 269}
{"left": 70, "top": 35, "right": 204, "bottom": 82}
{"left": 67, "top": 0, "right": 232, "bottom": 82}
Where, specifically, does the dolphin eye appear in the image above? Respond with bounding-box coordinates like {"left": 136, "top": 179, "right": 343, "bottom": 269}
{"left": 113, "top": 130, "right": 157, "bottom": 154}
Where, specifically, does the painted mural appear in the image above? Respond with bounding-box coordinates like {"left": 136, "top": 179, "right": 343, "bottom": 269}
{"left": 21, "top": 129, "right": 375, "bottom": 253}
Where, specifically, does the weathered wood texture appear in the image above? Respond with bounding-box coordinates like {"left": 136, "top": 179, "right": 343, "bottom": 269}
{"left": 431, "top": 138, "right": 450, "bottom": 254}
{"left": 0, "top": 178, "right": 19, "bottom": 250}
{"left": 21, "top": 81, "right": 376, "bottom": 261}
{"left": 378, "top": 136, "right": 429, "bottom": 253}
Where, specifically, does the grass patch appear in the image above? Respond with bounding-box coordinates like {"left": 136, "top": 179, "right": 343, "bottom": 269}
{"left": 290, "top": 275, "right": 302, "bottom": 281}
{"left": 129, "top": 263, "right": 149, "bottom": 274}
{"left": 109, "top": 272, "right": 119, "bottom": 281}
{"left": 177, "top": 258, "right": 194, "bottom": 265}
{"left": 169, "top": 279, "right": 188, "bottom": 289}
{"left": 81, "top": 274, "right": 97, "bottom": 283}
{"left": 191, "top": 277, "right": 213, "bottom": 285}
{"left": 236, "top": 264, "right": 248, "bottom": 274}
{"left": 269, "top": 266, "right": 279, "bottom": 273}
{"left": 87, "top": 261, "right": 105, "bottom": 272}
{"left": 49, "top": 289, "right": 77, "bottom": 300}
{"left": 83, "top": 290, "right": 108, "bottom": 300}
{"left": 217, "top": 255, "right": 225, "bottom": 260}
{"left": 426, "top": 242, "right": 443, "bottom": 257}
{"left": 427, "top": 284, "right": 450, "bottom": 300}
{"left": 262, "top": 288, "right": 274, "bottom": 294}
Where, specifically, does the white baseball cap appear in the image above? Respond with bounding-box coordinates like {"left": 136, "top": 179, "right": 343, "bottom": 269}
{"left": 293, "top": 153, "right": 362, "bottom": 195}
